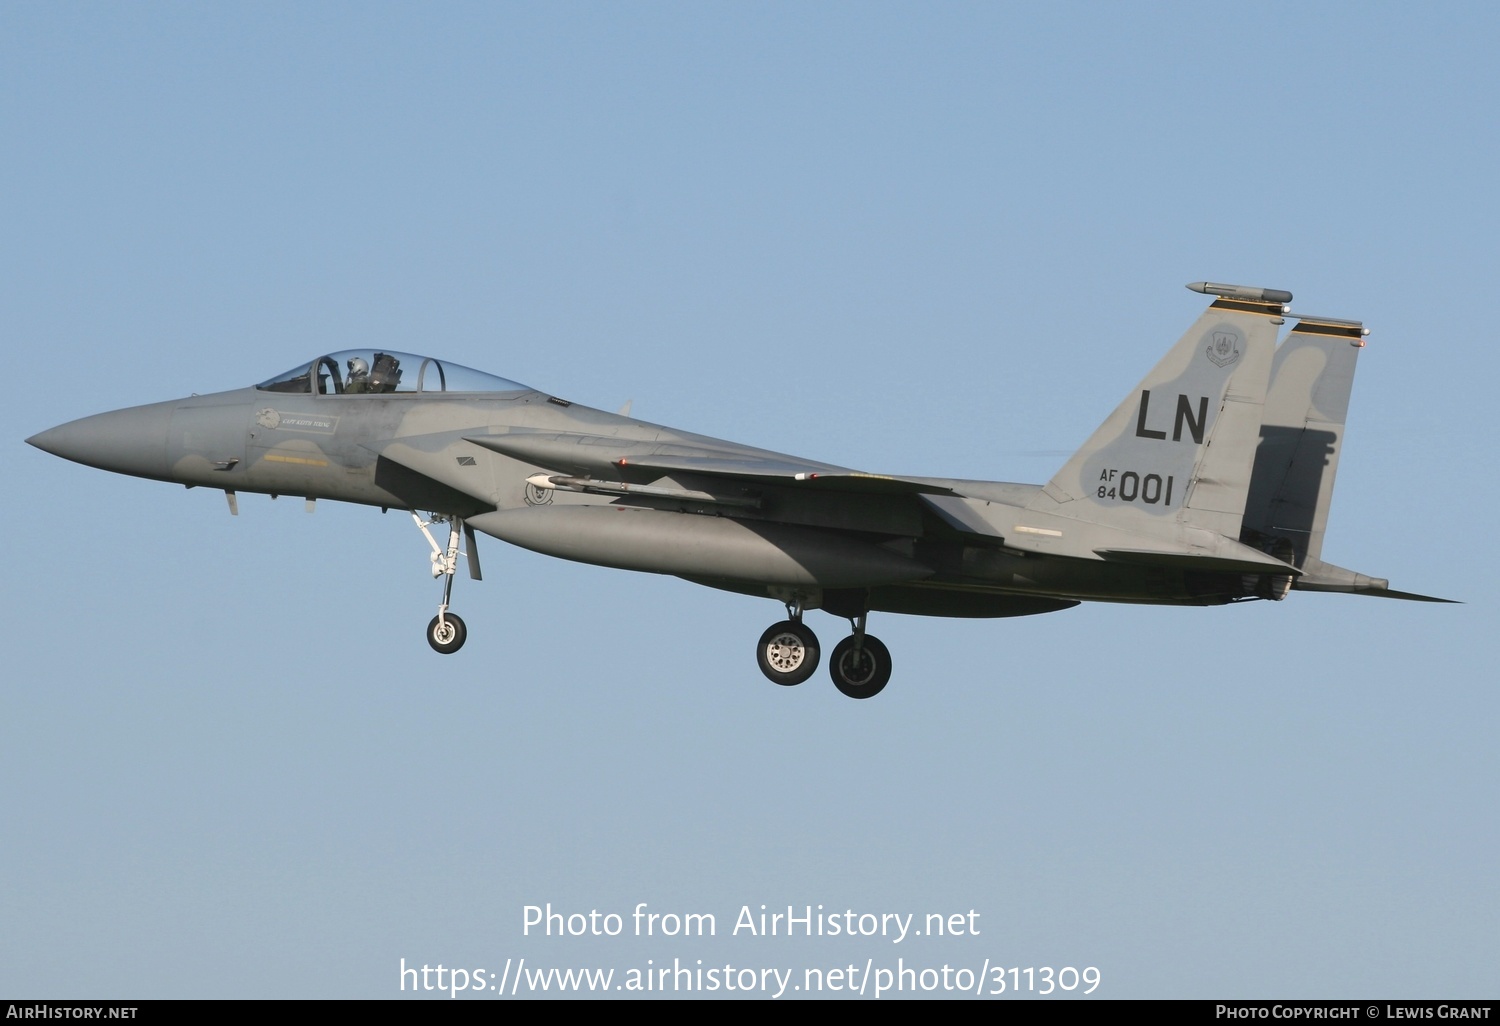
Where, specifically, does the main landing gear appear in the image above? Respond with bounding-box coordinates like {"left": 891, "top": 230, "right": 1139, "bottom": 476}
{"left": 414, "top": 512, "right": 479, "bottom": 654}
{"left": 754, "top": 603, "right": 892, "bottom": 699}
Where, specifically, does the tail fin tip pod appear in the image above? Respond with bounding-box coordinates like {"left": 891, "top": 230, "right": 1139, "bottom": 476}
{"left": 1028, "top": 282, "right": 1288, "bottom": 542}
{"left": 1188, "top": 281, "right": 1294, "bottom": 305}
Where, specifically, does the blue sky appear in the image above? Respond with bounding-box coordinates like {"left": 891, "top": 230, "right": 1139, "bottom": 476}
{"left": 2, "top": 2, "right": 1494, "bottom": 999}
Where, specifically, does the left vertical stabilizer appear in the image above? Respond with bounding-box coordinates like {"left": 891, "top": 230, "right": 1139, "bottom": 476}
{"left": 1027, "top": 287, "right": 1284, "bottom": 543}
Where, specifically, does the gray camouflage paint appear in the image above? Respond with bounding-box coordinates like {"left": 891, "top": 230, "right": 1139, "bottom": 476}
{"left": 27, "top": 286, "right": 1451, "bottom": 693}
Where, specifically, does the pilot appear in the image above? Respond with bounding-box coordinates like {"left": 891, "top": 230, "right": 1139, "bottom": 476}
{"left": 345, "top": 356, "right": 371, "bottom": 394}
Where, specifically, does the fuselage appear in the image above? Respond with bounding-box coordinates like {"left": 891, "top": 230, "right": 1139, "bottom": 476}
{"left": 27, "top": 286, "right": 1445, "bottom": 696}
{"left": 28, "top": 350, "right": 1251, "bottom": 616}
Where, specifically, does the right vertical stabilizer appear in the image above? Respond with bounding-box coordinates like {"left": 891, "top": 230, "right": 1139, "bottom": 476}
{"left": 1241, "top": 316, "right": 1366, "bottom": 568}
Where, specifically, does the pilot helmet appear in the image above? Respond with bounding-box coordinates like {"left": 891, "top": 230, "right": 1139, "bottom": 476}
{"left": 347, "top": 356, "right": 369, "bottom": 378}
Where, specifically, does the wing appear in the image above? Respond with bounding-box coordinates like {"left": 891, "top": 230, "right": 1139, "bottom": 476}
{"left": 464, "top": 430, "right": 957, "bottom": 497}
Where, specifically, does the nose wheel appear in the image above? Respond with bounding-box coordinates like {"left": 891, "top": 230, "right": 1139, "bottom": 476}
{"left": 428, "top": 612, "right": 468, "bottom": 654}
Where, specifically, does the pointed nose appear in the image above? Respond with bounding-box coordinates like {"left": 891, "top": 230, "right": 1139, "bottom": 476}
{"left": 28, "top": 401, "right": 175, "bottom": 480}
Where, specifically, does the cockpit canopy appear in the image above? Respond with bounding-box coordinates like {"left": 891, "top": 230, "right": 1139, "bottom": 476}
{"left": 256, "top": 350, "right": 530, "bottom": 396}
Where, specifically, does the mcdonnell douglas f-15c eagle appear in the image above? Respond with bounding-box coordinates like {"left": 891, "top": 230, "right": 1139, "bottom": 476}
{"left": 28, "top": 282, "right": 1450, "bottom": 698}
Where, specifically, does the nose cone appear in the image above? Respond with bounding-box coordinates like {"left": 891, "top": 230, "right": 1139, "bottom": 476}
{"left": 28, "top": 401, "right": 175, "bottom": 481}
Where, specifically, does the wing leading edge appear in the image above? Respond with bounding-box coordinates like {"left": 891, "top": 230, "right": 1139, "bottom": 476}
{"left": 465, "top": 430, "right": 957, "bottom": 496}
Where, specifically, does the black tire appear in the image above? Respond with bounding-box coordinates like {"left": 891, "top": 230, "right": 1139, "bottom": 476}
{"left": 427, "top": 612, "right": 467, "bottom": 654}
{"left": 756, "top": 620, "right": 820, "bottom": 686}
{"left": 829, "top": 634, "right": 891, "bottom": 699}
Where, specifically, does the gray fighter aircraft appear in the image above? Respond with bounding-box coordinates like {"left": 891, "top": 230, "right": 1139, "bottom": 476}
{"left": 28, "top": 282, "right": 1449, "bottom": 698}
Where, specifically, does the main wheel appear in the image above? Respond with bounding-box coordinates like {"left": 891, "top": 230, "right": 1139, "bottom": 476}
{"left": 427, "top": 612, "right": 467, "bottom": 654}
{"left": 829, "top": 634, "right": 891, "bottom": 699}
{"left": 756, "top": 620, "right": 820, "bottom": 686}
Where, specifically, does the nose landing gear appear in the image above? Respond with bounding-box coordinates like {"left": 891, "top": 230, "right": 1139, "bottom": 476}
{"left": 414, "top": 512, "right": 480, "bottom": 654}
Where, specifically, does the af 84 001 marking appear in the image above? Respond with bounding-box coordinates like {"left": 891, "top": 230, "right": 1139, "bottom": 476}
{"left": 1097, "top": 469, "right": 1174, "bottom": 505}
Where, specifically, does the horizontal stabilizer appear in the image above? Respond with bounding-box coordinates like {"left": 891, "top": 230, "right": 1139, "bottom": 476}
{"left": 1294, "top": 558, "right": 1458, "bottom": 602}
{"left": 1095, "top": 546, "right": 1302, "bottom": 578}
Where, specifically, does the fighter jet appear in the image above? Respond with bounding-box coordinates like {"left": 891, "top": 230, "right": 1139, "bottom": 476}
{"left": 27, "top": 282, "right": 1449, "bottom": 698}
